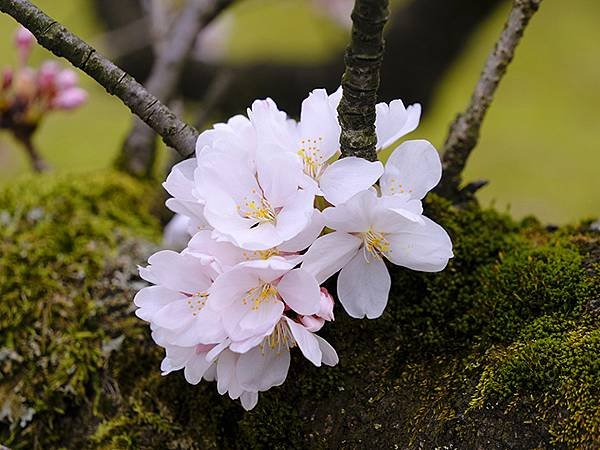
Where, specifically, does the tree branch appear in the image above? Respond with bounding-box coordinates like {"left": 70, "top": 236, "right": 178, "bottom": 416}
{"left": 116, "top": 0, "right": 234, "bottom": 178}
{"left": 435, "top": 0, "right": 543, "bottom": 201}
{"left": 337, "top": 0, "right": 389, "bottom": 161}
{"left": 0, "top": 0, "right": 199, "bottom": 158}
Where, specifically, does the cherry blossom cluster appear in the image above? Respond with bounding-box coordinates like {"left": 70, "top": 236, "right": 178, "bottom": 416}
{"left": 135, "top": 87, "right": 453, "bottom": 410}
{"left": 1, "top": 26, "right": 87, "bottom": 134}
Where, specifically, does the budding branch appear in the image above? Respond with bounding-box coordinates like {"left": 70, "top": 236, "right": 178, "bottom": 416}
{"left": 436, "top": 0, "right": 543, "bottom": 200}
{"left": 0, "top": 0, "right": 200, "bottom": 157}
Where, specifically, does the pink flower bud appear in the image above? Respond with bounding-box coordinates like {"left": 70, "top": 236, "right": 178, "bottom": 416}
{"left": 317, "top": 287, "right": 335, "bottom": 321}
{"left": 37, "top": 61, "right": 60, "bottom": 92}
{"left": 55, "top": 69, "right": 78, "bottom": 90}
{"left": 14, "top": 26, "right": 35, "bottom": 65}
{"left": 50, "top": 87, "right": 87, "bottom": 110}
{"left": 1, "top": 68, "right": 13, "bottom": 91}
{"left": 14, "top": 67, "right": 37, "bottom": 99}
{"left": 299, "top": 315, "right": 325, "bottom": 333}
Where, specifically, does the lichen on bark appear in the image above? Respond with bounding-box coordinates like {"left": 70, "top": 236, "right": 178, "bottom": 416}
{"left": 0, "top": 173, "right": 598, "bottom": 449}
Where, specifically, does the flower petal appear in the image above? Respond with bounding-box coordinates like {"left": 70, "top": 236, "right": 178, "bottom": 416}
{"left": 285, "top": 318, "right": 322, "bottom": 367}
{"left": 278, "top": 209, "right": 324, "bottom": 253}
{"left": 375, "top": 100, "right": 421, "bottom": 150}
{"left": 319, "top": 157, "right": 383, "bottom": 206}
{"left": 385, "top": 216, "right": 453, "bottom": 272}
{"left": 236, "top": 342, "right": 291, "bottom": 392}
{"left": 277, "top": 269, "right": 321, "bottom": 315}
{"left": 301, "top": 232, "right": 362, "bottom": 284}
{"left": 314, "top": 335, "right": 339, "bottom": 366}
{"left": 240, "top": 391, "right": 259, "bottom": 411}
{"left": 184, "top": 351, "right": 214, "bottom": 385}
{"left": 380, "top": 139, "right": 441, "bottom": 200}
{"left": 134, "top": 286, "right": 182, "bottom": 322}
{"left": 337, "top": 252, "right": 391, "bottom": 319}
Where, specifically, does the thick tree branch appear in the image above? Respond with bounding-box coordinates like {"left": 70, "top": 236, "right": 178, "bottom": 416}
{"left": 117, "top": 0, "right": 234, "bottom": 178}
{"left": 337, "top": 0, "right": 389, "bottom": 161}
{"left": 0, "top": 0, "right": 199, "bottom": 157}
{"left": 436, "top": 0, "right": 543, "bottom": 201}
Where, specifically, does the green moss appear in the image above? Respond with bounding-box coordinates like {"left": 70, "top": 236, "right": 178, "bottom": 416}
{"left": 0, "top": 172, "right": 160, "bottom": 449}
{"left": 0, "top": 175, "right": 598, "bottom": 449}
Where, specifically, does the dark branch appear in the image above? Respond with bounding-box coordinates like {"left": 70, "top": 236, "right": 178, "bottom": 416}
{"left": 0, "top": 0, "right": 199, "bottom": 158}
{"left": 117, "top": 0, "right": 234, "bottom": 178}
{"left": 337, "top": 0, "right": 389, "bottom": 161}
{"left": 435, "top": 0, "right": 543, "bottom": 200}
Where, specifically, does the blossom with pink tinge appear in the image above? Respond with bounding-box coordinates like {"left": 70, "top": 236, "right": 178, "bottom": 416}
{"left": 14, "top": 26, "right": 35, "bottom": 65}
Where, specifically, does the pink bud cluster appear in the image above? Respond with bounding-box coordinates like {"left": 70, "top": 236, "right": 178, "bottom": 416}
{"left": 1, "top": 26, "right": 87, "bottom": 135}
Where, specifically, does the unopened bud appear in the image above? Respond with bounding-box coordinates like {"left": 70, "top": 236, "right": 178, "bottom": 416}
{"left": 14, "top": 26, "right": 35, "bottom": 65}
{"left": 50, "top": 87, "right": 87, "bottom": 110}
{"left": 14, "top": 67, "right": 37, "bottom": 100}
{"left": 317, "top": 287, "right": 335, "bottom": 321}
{"left": 55, "top": 69, "right": 78, "bottom": 90}
{"left": 299, "top": 315, "right": 325, "bottom": 332}
{"left": 37, "top": 61, "right": 60, "bottom": 92}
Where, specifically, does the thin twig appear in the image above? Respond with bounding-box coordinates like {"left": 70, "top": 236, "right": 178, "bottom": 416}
{"left": 337, "top": 0, "right": 389, "bottom": 162}
{"left": 435, "top": 0, "right": 543, "bottom": 201}
{"left": 17, "top": 134, "right": 49, "bottom": 173}
{"left": 117, "top": 0, "right": 234, "bottom": 177}
{"left": 0, "top": 0, "right": 199, "bottom": 157}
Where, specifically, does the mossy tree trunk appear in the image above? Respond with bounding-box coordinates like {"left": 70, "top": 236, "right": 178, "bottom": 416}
{"left": 1, "top": 174, "right": 597, "bottom": 449}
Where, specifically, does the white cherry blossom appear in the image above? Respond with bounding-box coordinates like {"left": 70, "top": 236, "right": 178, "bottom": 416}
{"left": 301, "top": 189, "right": 453, "bottom": 319}
{"left": 208, "top": 258, "right": 321, "bottom": 345}
{"left": 134, "top": 250, "right": 225, "bottom": 346}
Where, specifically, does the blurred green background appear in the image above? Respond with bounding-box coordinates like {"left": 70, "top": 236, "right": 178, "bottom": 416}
{"left": 0, "top": 0, "right": 598, "bottom": 224}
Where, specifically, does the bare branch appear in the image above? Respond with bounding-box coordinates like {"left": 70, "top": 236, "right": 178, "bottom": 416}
{"left": 436, "top": 0, "right": 543, "bottom": 201}
{"left": 337, "top": 0, "right": 389, "bottom": 162}
{"left": 117, "top": 0, "right": 234, "bottom": 177}
{"left": 0, "top": 0, "right": 199, "bottom": 157}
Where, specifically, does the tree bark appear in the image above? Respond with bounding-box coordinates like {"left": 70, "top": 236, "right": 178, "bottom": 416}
{"left": 435, "top": 0, "right": 544, "bottom": 201}
{"left": 116, "top": 0, "right": 233, "bottom": 178}
{"left": 337, "top": 0, "right": 389, "bottom": 161}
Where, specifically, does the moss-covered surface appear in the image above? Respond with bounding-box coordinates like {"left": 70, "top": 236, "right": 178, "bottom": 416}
{"left": 0, "top": 174, "right": 598, "bottom": 449}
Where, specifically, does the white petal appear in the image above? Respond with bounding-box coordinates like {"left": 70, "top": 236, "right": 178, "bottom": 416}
{"left": 236, "top": 343, "right": 291, "bottom": 392}
{"left": 375, "top": 100, "right": 421, "bottom": 150}
{"left": 236, "top": 301, "right": 284, "bottom": 341}
{"left": 298, "top": 88, "right": 341, "bottom": 160}
{"left": 186, "top": 230, "right": 245, "bottom": 269}
{"left": 319, "top": 157, "right": 383, "bottom": 206}
{"left": 285, "top": 318, "right": 322, "bottom": 367}
{"left": 314, "top": 335, "right": 339, "bottom": 366}
{"left": 163, "top": 158, "right": 197, "bottom": 201}
{"left": 216, "top": 349, "right": 237, "bottom": 395}
{"left": 257, "top": 150, "right": 302, "bottom": 207}
{"left": 380, "top": 139, "right": 441, "bottom": 200}
{"left": 248, "top": 98, "right": 294, "bottom": 149}
{"left": 208, "top": 268, "right": 258, "bottom": 310}
{"left": 385, "top": 216, "right": 453, "bottom": 272}
{"left": 301, "top": 232, "right": 362, "bottom": 284}
{"left": 162, "top": 214, "right": 191, "bottom": 250}
{"left": 184, "top": 351, "right": 213, "bottom": 384}
{"left": 134, "top": 286, "right": 181, "bottom": 322}
{"left": 337, "top": 252, "right": 391, "bottom": 319}
{"left": 278, "top": 209, "right": 324, "bottom": 253}
{"left": 321, "top": 189, "right": 378, "bottom": 233}
{"left": 153, "top": 300, "right": 195, "bottom": 330}
{"left": 277, "top": 269, "right": 321, "bottom": 315}
{"left": 272, "top": 187, "right": 315, "bottom": 245}
{"left": 145, "top": 250, "right": 212, "bottom": 293}
{"left": 240, "top": 391, "right": 259, "bottom": 411}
